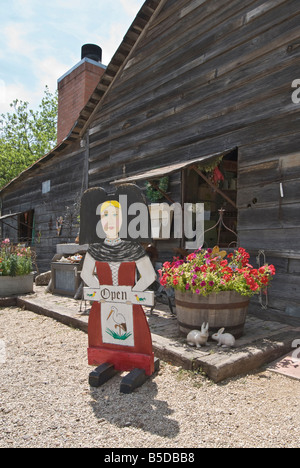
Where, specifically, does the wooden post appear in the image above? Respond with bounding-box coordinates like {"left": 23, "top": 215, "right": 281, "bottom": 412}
{"left": 149, "top": 181, "right": 175, "bottom": 204}
{"left": 191, "top": 165, "right": 237, "bottom": 209}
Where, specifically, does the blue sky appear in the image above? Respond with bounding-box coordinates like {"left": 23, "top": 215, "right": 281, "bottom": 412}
{"left": 0, "top": 0, "right": 145, "bottom": 113}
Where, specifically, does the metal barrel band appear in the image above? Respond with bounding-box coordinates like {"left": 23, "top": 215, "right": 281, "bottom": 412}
{"left": 177, "top": 320, "right": 244, "bottom": 333}
{"left": 175, "top": 299, "right": 249, "bottom": 310}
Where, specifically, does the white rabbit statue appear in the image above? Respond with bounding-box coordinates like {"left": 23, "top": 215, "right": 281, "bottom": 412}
{"left": 187, "top": 322, "right": 209, "bottom": 348}
{"left": 212, "top": 328, "right": 236, "bottom": 348}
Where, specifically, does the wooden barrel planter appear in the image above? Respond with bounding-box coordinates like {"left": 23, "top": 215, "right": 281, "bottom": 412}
{"left": 175, "top": 290, "right": 250, "bottom": 339}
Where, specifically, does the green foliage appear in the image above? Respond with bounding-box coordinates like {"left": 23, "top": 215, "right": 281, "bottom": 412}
{"left": 145, "top": 177, "right": 169, "bottom": 202}
{"left": 9, "top": 255, "right": 18, "bottom": 277}
{"left": 106, "top": 328, "right": 132, "bottom": 341}
{"left": 197, "top": 154, "right": 224, "bottom": 173}
{"left": 0, "top": 86, "right": 58, "bottom": 189}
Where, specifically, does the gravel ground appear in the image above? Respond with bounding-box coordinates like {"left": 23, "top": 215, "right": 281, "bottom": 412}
{"left": 0, "top": 307, "right": 299, "bottom": 449}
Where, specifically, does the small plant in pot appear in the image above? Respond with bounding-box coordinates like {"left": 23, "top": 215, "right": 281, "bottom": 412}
{"left": 159, "top": 246, "right": 276, "bottom": 338}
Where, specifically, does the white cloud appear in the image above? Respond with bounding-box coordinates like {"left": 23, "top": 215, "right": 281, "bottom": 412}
{"left": 12, "top": 0, "right": 36, "bottom": 19}
{"left": 4, "top": 22, "right": 37, "bottom": 57}
{"left": 0, "top": 80, "right": 6, "bottom": 106}
{"left": 0, "top": 0, "right": 146, "bottom": 112}
{"left": 2, "top": 21, "right": 59, "bottom": 107}
{"left": 119, "top": 0, "right": 143, "bottom": 17}
{"left": 35, "top": 56, "right": 68, "bottom": 90}
{"left": 0, "top": 81, "right": 37, "bottom": 114}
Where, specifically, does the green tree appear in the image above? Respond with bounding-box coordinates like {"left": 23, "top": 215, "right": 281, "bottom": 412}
{"left": 0, "top": 86, "right": 57, "bottom": 189}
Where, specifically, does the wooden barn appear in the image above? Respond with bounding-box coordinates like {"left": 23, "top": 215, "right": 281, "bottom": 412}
{"left": 1, "top": 0, "right": 300, "bottom": 320}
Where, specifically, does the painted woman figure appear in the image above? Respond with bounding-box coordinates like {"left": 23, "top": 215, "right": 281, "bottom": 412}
{"left": 80, "top": 185, "right": 156, "bottom": 378}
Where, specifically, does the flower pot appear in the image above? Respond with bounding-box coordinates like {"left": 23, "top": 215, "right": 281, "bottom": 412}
{"left": 175, "top": 290, "right": 250, "bottom": 338}
{"left": 0, "top": 273, "right": 34, "bottom": 297}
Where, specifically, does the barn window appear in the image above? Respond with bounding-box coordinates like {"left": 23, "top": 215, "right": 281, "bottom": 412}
{"left": 42, "top": 180, "right": 51, "bottom": 194}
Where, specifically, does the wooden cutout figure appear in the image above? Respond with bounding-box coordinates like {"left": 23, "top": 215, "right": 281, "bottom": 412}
{"left": 79, "top": 184, "right": 159, "bottom": 392}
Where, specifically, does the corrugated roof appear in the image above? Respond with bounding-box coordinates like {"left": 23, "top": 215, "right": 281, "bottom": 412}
{"left": 112, "top": 150, "right": 233, "bottom": 185}
{"left": 0, "top": 212, "right": 22, "bottom": 220}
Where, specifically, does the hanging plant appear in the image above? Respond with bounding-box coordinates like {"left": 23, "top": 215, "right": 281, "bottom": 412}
{"left": 56, "top": 216, "right": 64, "bottom": 236}
{"left": 145, "top": 176, "right": 169, "bottom": 203}
{"left": 197, "top": 155, "right": 224, "bottom": 187}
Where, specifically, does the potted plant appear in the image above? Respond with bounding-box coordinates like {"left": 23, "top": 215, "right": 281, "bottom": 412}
{"left": 159, "top": 246, "right": 276, "bottom": 338}
{"left": 0, "top": 239, "right": 34, "bottom": 297}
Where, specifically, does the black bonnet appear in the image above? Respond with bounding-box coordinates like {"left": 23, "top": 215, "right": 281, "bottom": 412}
{"left": 79, "top": 184, "right": 152, "bottom": 245}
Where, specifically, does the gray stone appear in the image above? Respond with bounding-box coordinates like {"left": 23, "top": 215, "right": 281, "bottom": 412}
{"left": 35, "top": 271, "right": 51, "bottom": 286}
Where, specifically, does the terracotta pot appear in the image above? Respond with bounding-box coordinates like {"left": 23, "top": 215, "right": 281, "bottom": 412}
{"left": 0, "top": 273, "right": 34, "bottom": 297}
{"left": 175, "top": 290, "right": 250, "bottom": 338}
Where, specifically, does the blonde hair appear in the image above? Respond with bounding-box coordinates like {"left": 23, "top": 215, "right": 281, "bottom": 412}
{"left": 100, "top": 200, "right": 121, "bottom": 213}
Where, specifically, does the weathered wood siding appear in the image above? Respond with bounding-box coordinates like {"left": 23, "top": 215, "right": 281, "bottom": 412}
{"left": 1, "top": 142, "right": 86, "bottom": 272}
{"left": 86, "top": 0, "right": 300, "bottom": 318}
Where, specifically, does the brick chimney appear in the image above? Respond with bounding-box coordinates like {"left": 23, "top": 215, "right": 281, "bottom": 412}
{"left": 57, "top": 44, "right": 106, "bottom": 144}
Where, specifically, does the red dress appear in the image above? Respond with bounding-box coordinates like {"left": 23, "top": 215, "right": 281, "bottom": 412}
{"left": 87, "top": 261, "right": 155, "bottom": 376}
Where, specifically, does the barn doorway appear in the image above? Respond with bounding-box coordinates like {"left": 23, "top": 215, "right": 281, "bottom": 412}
{"left": 18, "top": 210, "right": 35, "bottom": 245}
